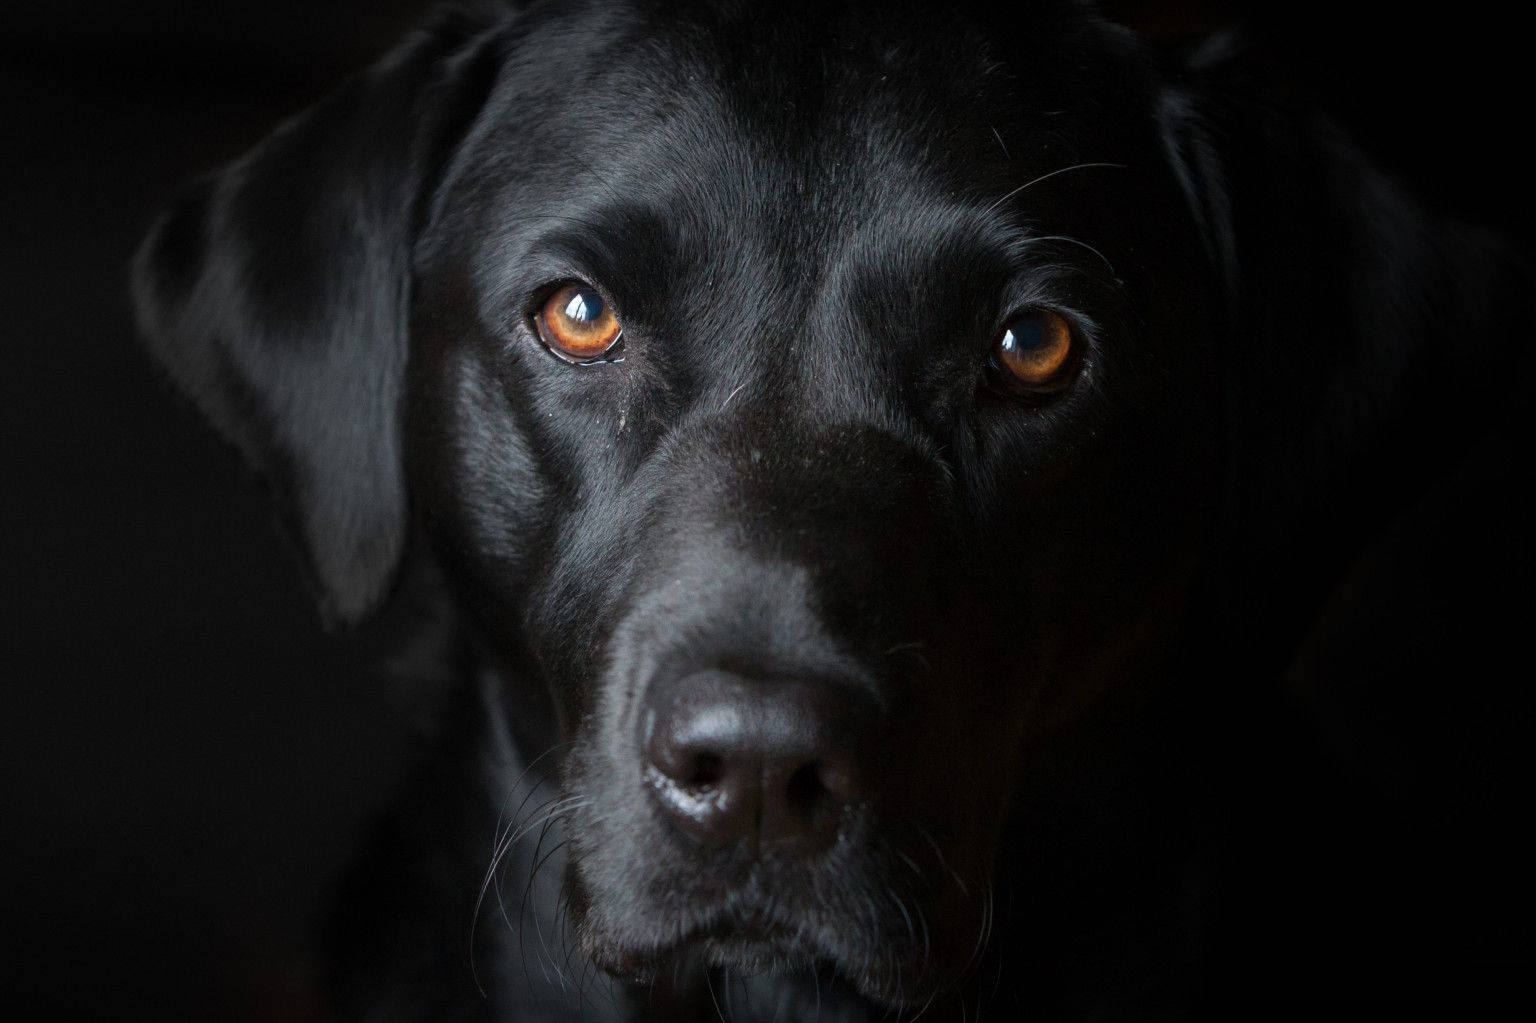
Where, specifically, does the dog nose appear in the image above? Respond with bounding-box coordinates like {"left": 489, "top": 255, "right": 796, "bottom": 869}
{"left": 641, "top": 670, "right": 869, "bottom": 853}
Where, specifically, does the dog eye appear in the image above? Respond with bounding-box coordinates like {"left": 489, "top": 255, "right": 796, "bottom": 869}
{"left": 985, "top": 309, "right": 1078, "bottom": 398}
{"left": 535, "top": 282, "right": 623, "bottom": 363}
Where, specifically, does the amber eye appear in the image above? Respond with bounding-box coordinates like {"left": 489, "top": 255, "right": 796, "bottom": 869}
{"left": 985, "top": 309, "right": 1078, "bottom": 398}
{"left": 535, "top": 282, "right": 623, "bottom": 362}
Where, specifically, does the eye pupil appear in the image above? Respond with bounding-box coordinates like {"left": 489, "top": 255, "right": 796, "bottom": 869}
{"left": 1000, "top": 319, "right": 1044, "bottom": 356}
{"left": 562, "top": 290, "right": 601, "bottom": 323}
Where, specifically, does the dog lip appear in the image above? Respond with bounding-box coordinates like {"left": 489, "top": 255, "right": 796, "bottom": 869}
{"left": 622, "top": 898, "right": 930, "bottom": 1009}
{"left": 686, "top": 884, "right": 803, "bottom": 942}
{"left": 590, "top": 894, "right": 812, "bottom": 983}
{"left": 698, "top": 911, "right": 804, "bottom": 958}
{"left": 609, "top": 881, "right": 819, "bottom": 961}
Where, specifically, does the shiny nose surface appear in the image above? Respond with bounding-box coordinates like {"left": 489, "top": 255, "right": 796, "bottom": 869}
{"left": 642, "top": 670, "right": 869, "bottom": 853}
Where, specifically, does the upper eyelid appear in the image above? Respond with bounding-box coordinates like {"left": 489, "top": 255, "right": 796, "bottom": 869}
{"left": 510, "top": 219, "right": 649, "bottom": 314}
{"left": 987, "top": 292, "right": 1099, "bottom": 352}
{"left": 995, "top": 302, "right": 1097, "bottom": 335}
{"left": 994, "top": 264, "right": 1110, "bottom": 337}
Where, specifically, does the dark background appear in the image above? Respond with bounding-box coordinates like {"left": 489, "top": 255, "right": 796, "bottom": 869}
{"left": 2, "top": 2, "right": 1529, "bottom": 1016}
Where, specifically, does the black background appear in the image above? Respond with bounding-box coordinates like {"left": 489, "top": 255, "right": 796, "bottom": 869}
{"left": 2, "top": 2, "right": 1529, "bottom": 1016}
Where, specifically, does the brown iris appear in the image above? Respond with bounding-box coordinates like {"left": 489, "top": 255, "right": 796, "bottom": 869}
{"left": 536, "top": 282, "right": 623, "bottom": 362}
{"left": 987, "top": 309, "right": 1077, "bottom": 397}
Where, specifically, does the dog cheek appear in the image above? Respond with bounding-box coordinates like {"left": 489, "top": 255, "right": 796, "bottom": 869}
{"left": 560, "top": 749, "right": 671, "bottom": 965}
{"left": 407, "top": 341, "right": 551, "bottom": 589}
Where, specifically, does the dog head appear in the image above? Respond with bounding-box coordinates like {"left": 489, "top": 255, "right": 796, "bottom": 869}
{"left": 135, "top": 0, "right": 1513, "bottom": 1009}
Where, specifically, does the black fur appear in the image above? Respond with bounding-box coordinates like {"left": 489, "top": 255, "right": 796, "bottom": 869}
{"left": 133, "top": 1, "right": 1532, "bottom": 1018}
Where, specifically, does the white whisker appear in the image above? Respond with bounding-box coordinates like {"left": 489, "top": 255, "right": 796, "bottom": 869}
{"left": 1023, "top": 233, "right": 1117, "bottom": 276}
{"left": 980, "top": 161, "right": 1127, "bottom": 218}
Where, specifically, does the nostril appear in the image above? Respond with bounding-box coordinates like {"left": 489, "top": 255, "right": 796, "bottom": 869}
{"left": 815, "top": 756, "right": 858, "bottom": 804}
{"left": 685, "top": 752, "right": 724, "bottom": 790}
{"left": 785, "top": 761, "right": 827, "bottom": 811}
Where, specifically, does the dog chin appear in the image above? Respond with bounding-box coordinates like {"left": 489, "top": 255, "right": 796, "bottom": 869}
{"left": 698, "top": 943, "right": 933, "bottom": 1010}
{"left": 578, "top": 900, "right": 938, "bottom": 1009}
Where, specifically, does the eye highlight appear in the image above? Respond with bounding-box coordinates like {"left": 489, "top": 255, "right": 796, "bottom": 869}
{"left": 535, "top": 282, "right": 623, "bottom": 362}
{"left": 984, "top": 308, "right": 1078, "bottom": 399}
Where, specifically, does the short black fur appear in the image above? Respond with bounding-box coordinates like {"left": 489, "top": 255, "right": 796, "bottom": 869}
{"left": 133, "top": 1, "right": 1533, "bottom": 1018}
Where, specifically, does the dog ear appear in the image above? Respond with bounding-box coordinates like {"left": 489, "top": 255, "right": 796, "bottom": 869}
{"left": 1157, "top": 32, "right": 1534, "bottom": 646}
{"left": 132, "top": 5, "right": 509, "bottom": 625}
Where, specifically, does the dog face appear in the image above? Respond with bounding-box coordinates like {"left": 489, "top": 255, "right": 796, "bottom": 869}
{"left": 401, "top": 1, "right": 1225, "bottom": 1001}
{"left": 136, "top": 0, "right": 1440, "bottom": 1011}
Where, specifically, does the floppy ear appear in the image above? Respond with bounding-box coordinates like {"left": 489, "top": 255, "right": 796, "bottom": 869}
{"left": 132, "top": 4, "right": 508, "bottom": 625}
{"left": 1158, "top": 33, "right": 1534, "bottom": 650}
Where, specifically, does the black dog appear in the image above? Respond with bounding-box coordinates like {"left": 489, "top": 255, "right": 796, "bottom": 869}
{"left": 133, "top": 1, "right": 1531, "bottom": 1018}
